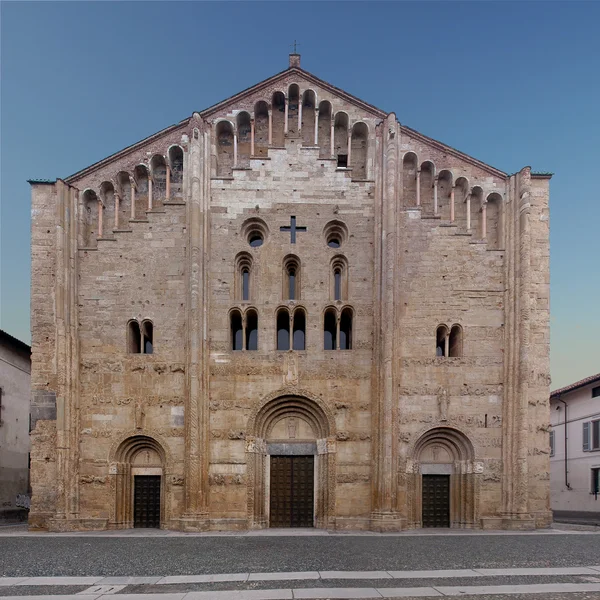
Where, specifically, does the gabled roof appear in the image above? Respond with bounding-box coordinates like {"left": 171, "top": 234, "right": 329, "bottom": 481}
{"left": 199, "top": 65, "right": 388, "bottom": 120}
{"left": 551, "top": 373, "right": 600, "bottom": 398}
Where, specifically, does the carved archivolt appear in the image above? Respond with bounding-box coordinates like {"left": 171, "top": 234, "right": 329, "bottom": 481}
{"left": 109, "top": 430, "right": 173, "bottom": 467}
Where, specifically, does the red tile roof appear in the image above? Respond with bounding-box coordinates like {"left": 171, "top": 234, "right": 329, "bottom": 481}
{"left": 550, "top": 373, "right": 600, "bottom": 398}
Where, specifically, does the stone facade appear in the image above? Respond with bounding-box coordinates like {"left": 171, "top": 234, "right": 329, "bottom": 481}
{"left": 28, "top": 55, "right": 552, "bottom": 531}
{"left": 0, "top": 330, "right": 31, "bottom": 521}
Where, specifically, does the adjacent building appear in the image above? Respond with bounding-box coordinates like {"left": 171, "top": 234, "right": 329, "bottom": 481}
{"left": 0, "top": 329, "right": 31, "bottom": 521}
{"left": 28, "top": 54, "right": 552, "bottom": 532}
{"left": 550, "top": 373, "right": 600, "bottom": 520}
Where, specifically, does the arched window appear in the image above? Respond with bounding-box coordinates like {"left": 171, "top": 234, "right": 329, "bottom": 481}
{"left": 237, "top": 111, "right": 251, "bottom": 167}
{"left": 339, "top": 307, "right": 352, "bottom": 350}
{"left": 216, "top": 121, "right": 234, "bottom": 177}
{"left": 420, "top": 161, "right": 435, "bottom": 214}
{"left": 283, "top": 255, "right": 301, "bottom": 301}
{"left": 436, "top": 325, "right": 449, "bottom": 357}
{"left": 100, "top": 181, "right": 115, "bottom": 238}
{"left": 438, "top": 170, "right": 453, "bottom": 221}
{"left": 449, "top": 324, "right": 463, "bottom": 358}
{"left": 231, "top": 310, "right": 243, "bottom": 351}
{"left": 254, "top": 101, "right": 269, "bottom": 157}
{"left": 272, "top": 92, "right": 285, "bottom": 147}
{"left": 331, "top": 256, "right": 348, "bottom": 301}
{"left": 246, "top": 309, "right": 258, "bottom": 351}
{"left": 318, "top": 101, "right": 332, "bottom": 158}
{"left": 151, "top": 155, "right": 167, "bottom": 209}
{"left": 168, "top": 146, "right": 184, "bottom": 200}
{"left": 334, "top": 112, "right": 349, "bottom": 168}
{"left": 454, "top": 177, "right": 469, "bottom": 229}
{"left": 142, "top": 320, "right": 153, "bottom": 354}
{"left": 235, "top": 252, "right": 253, "bottom": 302}
{"left": 403, "top": 153, "right": 418, "bottom": 206}
{"left": 292, "top": 308, "right": 306, "bottom": 351}
{"left": 351, "top": 123, "right": 368, "bottom": 179}
{"left": 324, "top": 308, "right": 337, "bottom": 351}
{"left": 134, "top": 165, "right": 149, "bottom": 219}
{"left": 288, "top": 84, "right": 300, "bottom": 136}
{"left": 486, "top": 193, "right": 502, "bottom": 249}
{"left": 116, "top": 171, "right": 131, "bottom": 229}
{"left": 470, "top": 187, "right": 484, "bottom": 238}
{"left": 127, "top": 320, "right": 141, "bottom": 354}
{"left": 276, "top": 309, "right": 290, "bottom": 351}
{"left": 302, "top": 90, "right": 316, "bottom": 146}
{"left": 82, "top": 190, "right": 99, "bottom": 248}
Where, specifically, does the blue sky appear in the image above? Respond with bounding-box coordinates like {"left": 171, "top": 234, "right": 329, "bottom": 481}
{"left": 1, "top": 1, "right": 598, "bottom": 389}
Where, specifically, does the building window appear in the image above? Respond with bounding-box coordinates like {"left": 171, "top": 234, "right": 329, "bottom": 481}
{"left": 449, "top": 324, "right": 463, "bottom": 357}
{"left": 277, "top": 307, "right": 305, "bottom": 351}
{"left": 592, "top": 468, "right": 600, "bottom": 496}
{"left": 436, "top": 325, "right": 448, "bottom": 357}
{"left": 235, "top": 252, "right": 253, "bottom": 302}
{"left": 583, "top": 420, "right": 600, "bottom": 451}
{"left": 550, "top": 430, "right": 555, "bottom": 457}
{"left": 231, "top": 309, "right": 258, "bottom": 351}
{"left": 330, "top": 256, "right": 348, "bottom": 301}
{"left": 283, "top": 255, "right": 301, "bottom": 301}
{"left": 593, "top": 386, "right": 600, "bottom": 398}
{"left": 292, "top": 308, "right": 306, "bottom": 350}
{"left": 128, "top": 321, "right": 141, "bottom": 353}
{"left": 142, "top": 320, "right": 153, "bottom": 354}
{"left": 277, "top": 309, "right": 290, "bottom": 351}
{"left": 339, "top": 307, "right": 352, "bottom": 350}
{"left": 324, "top": 309, "right": 337, "bottom": 350}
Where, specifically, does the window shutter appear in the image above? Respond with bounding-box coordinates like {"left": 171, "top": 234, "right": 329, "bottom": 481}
{"left": 583, "top": 422, "right": 590, "bottom": 451}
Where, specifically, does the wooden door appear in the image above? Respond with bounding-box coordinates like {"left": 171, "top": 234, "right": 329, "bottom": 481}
{"left": 270, "top": 455, "right": 314, "bottom": 527}
{"left": 134, "top": 475, "right": 161, "bottom": 528}
{"left": 422, "top": 474, "right": 450, "bottom": 528}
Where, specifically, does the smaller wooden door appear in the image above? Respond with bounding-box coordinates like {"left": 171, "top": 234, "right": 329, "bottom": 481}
{"left": 422, "top": 474, "right": 450, "bottom": 528}
{"left": 134, "top": 475, "right": 161, "bottom": 528}
{"left": 270, "top": 456, "right": 314, "bottom": 527}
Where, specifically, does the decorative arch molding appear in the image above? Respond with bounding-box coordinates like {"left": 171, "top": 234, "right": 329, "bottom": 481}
{"left": 406, "top": 426, "right": 481, "bottom": 529}
{"left": 245, "top": 391, "right": 336, "bottom": 530}
{"left": 108, "top": 431, "right": 174, "bottom": 529}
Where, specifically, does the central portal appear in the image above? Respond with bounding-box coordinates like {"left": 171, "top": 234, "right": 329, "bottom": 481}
{"left": 269, "top": 455, "right": 314, "bottom": 527}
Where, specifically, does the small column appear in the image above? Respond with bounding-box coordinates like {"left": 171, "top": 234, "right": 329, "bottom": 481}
{"left": 314, "top": 109, "right": 319, "bottom": 145}
{"left": 114, "top": 192, "right": 120, "bottom": 230}
{"left": 433, "top": 177, "right": 439, "bottom": 215}
{"left": 416, "top": 168, "right": 421, "bottom": 206}
{"left": 330, "top": 122, "right": 335, "bottom": 158}
{"left": 336, "top": 315, "right": 341, "bottom": 351}
{"left": 284, "top": 97, "right": 289, "bottom": 135}
{"left": 130, "top": 178, "right": 136, "bottom": 220}
{"left": 233, "top": 133, "right": 238, "bottom": 168}
{"left": 98, "top": 201, "right": 104, "bottom": 238}
{"left": 466, "top": 193, "right": 471, "bottom": 231}
{"left": 268, "top": 110, "right": 272, "bottom": 145}
{"left": 166, "top": 165, "right": 171, "bottom": 201}
{"left": 148, "top": 176, "right": 153, "bottom": 211}
{"left": 250, "top": 119, "right": 255, "bottom": 156}
{"left": 444, "top": 332, "right": 449, "bottom": 358}
{"left": 450, "top": 185, "right": 455, "bottom": 223}
{"left": 242, "top": 315, "right": 247, "bottom": 351}
{"left": 347, "top": 132, "right": 352, "bottom": 168}
{"left": 481, "top": 201, "right": 487, "bottom": 239}
{"left": 298, "top": 98, "right": 302, "bottom": 134}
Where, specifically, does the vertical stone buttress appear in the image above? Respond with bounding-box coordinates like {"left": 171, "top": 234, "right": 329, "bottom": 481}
{"left": 30, "top": 181, "right": 80, "bottom": 530}
{"left": 501, "top": 166, "right": 549, "bottom": 529}
{"left": 371, "top": 115, "right": 402, "bottom": 530}
{"left": 182, "top": 117, "right": 210, "bottom": 529}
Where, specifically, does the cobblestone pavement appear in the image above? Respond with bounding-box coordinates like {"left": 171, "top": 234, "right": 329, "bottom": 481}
{"left": 1, "top": 529, "right": 600, "bottom": 598}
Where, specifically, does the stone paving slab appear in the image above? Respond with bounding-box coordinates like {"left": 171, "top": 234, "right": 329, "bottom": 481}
{"left": 159, "top": 574, "right": 249, "bottom": 584}
{"left": 248, "top": 573, "right": 320, "bottom": 581}
{"left": 387, "top": 570, "right": 478, "bottom": 579}
{"left": 320, "top": 571, "right": 393, "bottom": 580}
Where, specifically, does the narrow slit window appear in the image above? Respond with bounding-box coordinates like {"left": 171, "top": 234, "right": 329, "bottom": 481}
{"left": 231, "top": 311, "right": 243, "bottom": 351}
{"left": 246, "top": 310, "right": 258, "bottom": 351}
{"left": 449, "top": 325, "right": 462, "bottom": 357}
{"left": 277, "top": 310, "right": 290, "bottom": 351}
{"left": 324, "top": 310, "right": 337, "bottom": 350}
{"left": 242, "top": 269, "right": 250, "bottom": 301}
{"left": 334, "top": 270, "right": 342, "bottom": 301}
{"left": 436, "top": 326, "right": 448, "bottom": 357}
{"left": 128, "top": 321, "right": 141, "bottom": 354}
{"left": 142, "top": 321, "right": 153, "bottom": 354}
{"left": 292, "top": 309, "right": 306, "bottom": 351}
{"left": 339, "top": 308, "right": 352, "bottom": 350}
{"left": 288, "top": 268, "right": 296, "bottom": 300}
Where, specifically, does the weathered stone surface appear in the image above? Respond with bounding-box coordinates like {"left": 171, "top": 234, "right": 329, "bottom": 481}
{"left": 28, "top": 56, "right": 551, "bottom": 532}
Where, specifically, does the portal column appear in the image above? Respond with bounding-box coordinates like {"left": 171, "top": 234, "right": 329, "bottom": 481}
{"left": 268, "top": 110, "right": 272, "bottom": 145}
{"left": 466, "top": 192, "right": 471, "bottom": 231}
{"left": 416, "top": 168, "right": 421, "bottom": 207}
{"left": 250, "top": 119, "right": 255, "bottom": 156}
{"left": 166, "top": 165, "right": 171, "bottom": 200}
{"left": 450, "top": 185, "right": 455, "bottom": 223}
{"left": 148, "top": 176, "right": 153, "bottom": 211}
{"left": 314, "top": 109, "right": 319, "bottom": 145}
{"left": 433, "top": 177, "right": 439, "bottom": 215}
{"left": 130, "top": 177, "right": 136, "bottom": 220}
{"left": 330, "top": 122, "right": 335, "bottom": 158}
{"left": 114, "top": 192, "right": 120, "bottom": 230}
{"left": 284, "top": 97, "right": 289, "bottom": 135}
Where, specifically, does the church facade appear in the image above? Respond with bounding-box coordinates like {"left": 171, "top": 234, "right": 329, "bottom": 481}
{"left": 29, "top": 54, "right": 552, "bottom": 532}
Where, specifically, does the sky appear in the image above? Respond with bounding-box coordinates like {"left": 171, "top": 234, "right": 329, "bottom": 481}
{"left": 1, "top": 1, "right": 599, "bottom": 390}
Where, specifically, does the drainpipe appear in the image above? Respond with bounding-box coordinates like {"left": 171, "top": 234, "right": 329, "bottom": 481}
{"left": 557, "top": 395, "right": 572, "bottom": 490}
